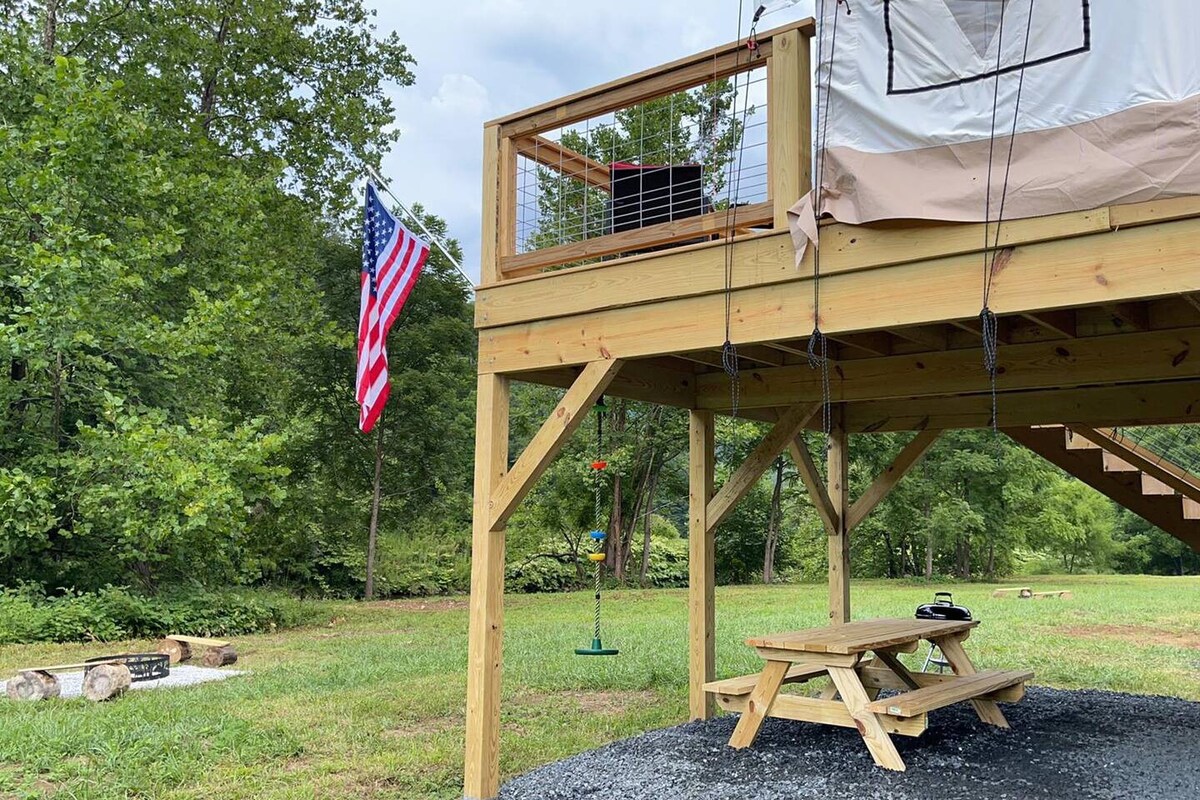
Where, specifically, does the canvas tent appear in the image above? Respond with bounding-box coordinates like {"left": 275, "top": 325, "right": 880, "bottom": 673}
{"left": 790, "top": 0, "right": 1200, "bottom": 255}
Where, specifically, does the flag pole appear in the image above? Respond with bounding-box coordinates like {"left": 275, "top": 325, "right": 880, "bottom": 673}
{"left": 365, "top": 416, "right": 384, "bottom": 601}
{"left": 363, "top": 165, "right": 475, "bottom": 289}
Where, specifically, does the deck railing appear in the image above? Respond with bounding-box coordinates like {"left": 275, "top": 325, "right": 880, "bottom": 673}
{"left": 479, "top": 18, "right": 814, "bottom": 286}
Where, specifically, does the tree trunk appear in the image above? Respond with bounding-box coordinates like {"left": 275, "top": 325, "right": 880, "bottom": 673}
{"left": 639, "top": 464, "right": 659, "bottom": 588}
{"left": 609, "top": 472, "right": 624, "bottom": 581}
{"left": 924, "top": 500, "right": 934, "bottom": 580}
{"left": 41, "top": 0, "right": 58, "bottom": 58}
{"left": 199, "top": 11, "right": 231, "bottom": 135}
{"left": 761, "top": 458, "right": 784, "bottom": 584}
{"left": 83, "top": 664, "right": 131, "bottom": 702}
{"left": 365, "top": 423, "right": 384, "bottom": 600}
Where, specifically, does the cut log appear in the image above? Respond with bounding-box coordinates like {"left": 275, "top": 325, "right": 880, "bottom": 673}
{"left": 201, "top": 645, "right": 237, "bottom": 668}
{"left": 156, "top": 638, "right": 192, "bottom": 664}
{"left": 7, "top": 671, "right": 60, "bottom": 702}
{"left": 82, "top": 664, "right": 131, "bottom": 702}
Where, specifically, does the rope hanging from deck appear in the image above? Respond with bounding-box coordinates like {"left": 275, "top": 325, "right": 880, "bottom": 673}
{"left": 980, "top": 0, "right": 1037, "bottom": 433}
{"left": 809, "top": 0, "right": 851, "bottom": 447}
{"left": 718, "top": 0, "right": 763, "bottom": 418}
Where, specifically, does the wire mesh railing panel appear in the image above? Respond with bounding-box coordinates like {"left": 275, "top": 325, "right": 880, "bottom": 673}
{"left": 514, "top": 65, "right": 771, "bottom": 262}
{"left": 1106, "top": 425, "right": 1200, "bottom": 478}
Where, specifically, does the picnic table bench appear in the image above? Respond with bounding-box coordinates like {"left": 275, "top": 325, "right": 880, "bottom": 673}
{"left": 704, "top": 617, "right": 1032, "bottom": 771}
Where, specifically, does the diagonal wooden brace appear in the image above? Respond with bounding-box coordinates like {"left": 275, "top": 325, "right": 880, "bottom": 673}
{"left": 845, "top": 429, "right": 941, "bottom": 532}
{"left": 487, "top": 358, "right": 623, "bottom": 530}
{"left": 705, "top": 402, "right": 820, "bottom": 534}
{"left": 788, "top": 434, "right": 839, "bottom": 534}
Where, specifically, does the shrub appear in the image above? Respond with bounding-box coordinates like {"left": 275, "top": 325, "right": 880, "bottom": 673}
{"left": 0, "top": 587, "right": 320, "bottom": 644}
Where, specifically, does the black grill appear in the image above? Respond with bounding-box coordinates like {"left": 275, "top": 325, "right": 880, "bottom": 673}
{"left": 915, "top": 592, "right": 972, "bottom": 621}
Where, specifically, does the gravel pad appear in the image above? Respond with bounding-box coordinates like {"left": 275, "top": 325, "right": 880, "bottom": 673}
{"left": 500, "top": 687, "right": 1200, "bottom": 800}
{"left": 54, "top": 665, "right": 245, "bottom": 699}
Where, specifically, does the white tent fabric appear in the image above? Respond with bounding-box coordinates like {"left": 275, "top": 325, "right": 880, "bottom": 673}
{"left": 789, "top": 0, "right": 1200, "bottom": 260}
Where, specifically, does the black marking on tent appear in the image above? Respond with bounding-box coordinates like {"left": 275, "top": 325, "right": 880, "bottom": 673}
{"left": 884, "top": 0, "right": 1091, "bottom": 96}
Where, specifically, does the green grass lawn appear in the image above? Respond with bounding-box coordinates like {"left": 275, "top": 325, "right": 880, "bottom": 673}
{"left": 2, "top": 574, "right": 1199, "bottom": 799}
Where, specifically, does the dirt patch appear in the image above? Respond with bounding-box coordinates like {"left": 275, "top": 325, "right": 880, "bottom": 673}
{"left": 383, "top": 715, "right": 462, "bottom": 739}
{"left": 1060, "top": 624, "right": 1200, "bottom": 650}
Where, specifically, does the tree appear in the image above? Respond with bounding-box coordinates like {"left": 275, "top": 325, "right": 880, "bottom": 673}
{"left": 3, "top": 0, "right": 416, "bottom": 217}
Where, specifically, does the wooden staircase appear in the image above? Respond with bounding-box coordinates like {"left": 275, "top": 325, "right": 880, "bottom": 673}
{"left": 1005, "top": 425, "right": 1200, "bottom": 552}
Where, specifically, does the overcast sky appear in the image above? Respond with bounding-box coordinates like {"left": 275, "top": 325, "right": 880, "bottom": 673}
{"left": 369, "top": 0, "right": 815, "bottom": 284}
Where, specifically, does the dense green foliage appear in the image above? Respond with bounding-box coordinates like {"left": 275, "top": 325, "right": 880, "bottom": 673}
{"left": 0, "top": 586, "right": 321, "bottom": 644}
{"left": 1, "top": 2, "right": 1197, "bottom": 637}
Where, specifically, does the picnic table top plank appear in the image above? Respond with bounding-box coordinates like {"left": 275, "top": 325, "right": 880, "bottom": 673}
{"left": 746, "top": 617, "right": 978, "bottom": 655}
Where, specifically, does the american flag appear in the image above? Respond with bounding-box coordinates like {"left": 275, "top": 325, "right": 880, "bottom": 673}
{"left": 356, "top": 182, "right": 430, "bottom": 433}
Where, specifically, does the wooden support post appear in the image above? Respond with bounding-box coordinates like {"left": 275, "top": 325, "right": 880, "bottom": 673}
{"left": 689, "top": 409, "right": 716, "bottom": 721}
{"left": 479, "top": 125, "right": 503, "bottom": 286}
{"left": 464, "top": 374, "right": 510, "bottom": 800}
{"left": 498, "top": 134, "right": 517, "bottom": 260}
{"left": 488, "top": 359, "right": 623, "bottom": 530}
{"left": 767, "top": 28, "right": 811, "bottom": 229}
{"left": 828, "top": 408, "right": 850, "bottom": 624}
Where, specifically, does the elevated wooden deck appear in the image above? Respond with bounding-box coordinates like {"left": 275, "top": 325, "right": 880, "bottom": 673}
{"left": 463, "top": 18, "right": 1200, "bottom": 799}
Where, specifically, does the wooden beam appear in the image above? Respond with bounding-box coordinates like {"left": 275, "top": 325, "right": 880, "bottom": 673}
{"left": 464, "top": 374, "right": 510, "bottom": 800}
{"left": 767, "top": 28, "right": 810, "bottom": 228}
{"left": 830, "top": 331, "right": 894, "bottom": 357}
{"left": 500, "top": 201, "right": 773, "bottom": 278}
{"left": 695, "top": 326, "right": 1200, "bottom": 410}
{"left": 478, "top": 214, "right": 1200, "bottom": 374}
{"left": 845, "top": 430, "right": 941, "bottom": 531}
{"left": 488, "top": 20, "right": 813, "bottom": 137}
{"left": 513, "top": 135, "right": 610, "bottom": 191}
{"left": 1022, "top": 309, "right": 1076, "bottom": 338}
{"left": 845, "top": 380, "right": 1200, "bottom": 433}
{"left": 488, "top": 359, "right": 623, "bottom": 529}
{"left": 479, "top": 125, "right": 502, "bottom": 286}
{"left": 828, "top": 409, "right": 850, "bottom": 624}
{"left": 1109, "top": 195, "right": 1200, "bottom": 228}
{"left": 689, "top": 410, "right": 716, "bottom": 721}
{"left": 508, "top": 358, "right": 696, "bottom": 410}
{"left": 788, "top": 435, "right": 839, "bottom": 534}
{"left": 888, "top": 325, "right": 950, "bottom": 351}
{"left": 706, "top": 403, "right": 820, "bottom": 533}
{"left": 1107, "top": 302, "right": 1150, "bottom": 332}
{"left": 477, "top": 205, "right": 1114, "bottom": 331}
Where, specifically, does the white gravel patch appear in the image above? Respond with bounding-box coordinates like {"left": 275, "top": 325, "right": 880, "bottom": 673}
{"left": 54, "top": 665, "right": 246, "bottom": 699}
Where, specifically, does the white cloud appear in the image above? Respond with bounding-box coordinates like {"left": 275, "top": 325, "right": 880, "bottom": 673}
{"left": 430, "top": 74, "right": 491, "bottom": 118}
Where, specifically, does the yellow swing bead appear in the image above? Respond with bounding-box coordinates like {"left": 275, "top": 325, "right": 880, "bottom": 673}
{"left": 587, "top": 553, "right": 606, "bottom": 562}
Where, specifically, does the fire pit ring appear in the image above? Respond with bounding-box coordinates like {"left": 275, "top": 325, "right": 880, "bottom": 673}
{"left": 84, "top": 653, "right": 170, "bottom": 683}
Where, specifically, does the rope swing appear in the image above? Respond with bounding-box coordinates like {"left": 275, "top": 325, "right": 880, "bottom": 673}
{"left": 575, "top": 396, "right": 618, "bottom": 657}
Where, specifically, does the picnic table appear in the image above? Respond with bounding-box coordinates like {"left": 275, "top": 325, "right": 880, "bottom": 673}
{"left": 704, "top": 617, "right": 1032, "bottom": 771}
